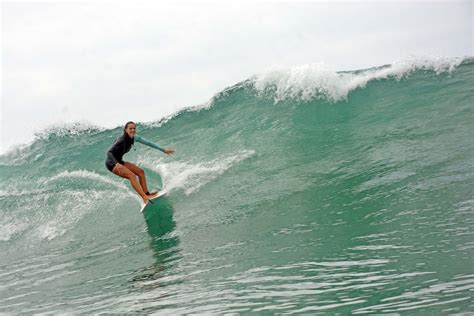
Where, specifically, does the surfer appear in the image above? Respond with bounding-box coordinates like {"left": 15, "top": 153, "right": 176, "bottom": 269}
{"left": 105, "top": 121, "right": 175, "bottom": 203}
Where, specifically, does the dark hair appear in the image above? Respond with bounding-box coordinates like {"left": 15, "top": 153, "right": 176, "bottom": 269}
{"left": 123, "top": 121, "right": 136, "bottom": 134}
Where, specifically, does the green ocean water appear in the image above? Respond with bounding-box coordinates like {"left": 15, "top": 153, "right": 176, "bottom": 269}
{"left": 0, "top": 58, "right": 473, "bottom": 314}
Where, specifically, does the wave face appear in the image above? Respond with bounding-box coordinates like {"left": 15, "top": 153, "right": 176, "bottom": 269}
{"left": 1, "top": 58, "right": 473, "bottom": 314}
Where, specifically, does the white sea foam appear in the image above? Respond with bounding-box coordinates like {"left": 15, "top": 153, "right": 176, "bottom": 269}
{"left": 0, "top": 170, "right": 129, "bottom": 201}
{"left": 0, "top": 121, "right": 103, "bottom": 163}
{"left": 34, "top": 189, "right": 102, "bottom": 241}
{"left": 44, "top": 169, "right": 129, "bottom": 191}
{"left": 139, "top": 149, "right": 255, "bottom": 195}
{"left": 33, "top": 121, "right": 104, "bottom": 140}
{"left": 31, "top": 187, "right": 134, "bottom": 241}
{"left": 252, "top": 56, "right": 467, "bottom": 103}
{"left": 1, "top": 170, "right": 137, "bottom": 242}
{"left": 37, "top": 170, "right": 137, "bottom": 240}
{"left": 0, "top": 218, "right": 29, "bottom": 241}
{"left": 0, "top": 140, "right": 45, "bottom": 166}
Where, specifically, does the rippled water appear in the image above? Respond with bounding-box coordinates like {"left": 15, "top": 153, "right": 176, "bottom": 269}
{"left": 1, "top": 58, "right": 473, "bottom": 314}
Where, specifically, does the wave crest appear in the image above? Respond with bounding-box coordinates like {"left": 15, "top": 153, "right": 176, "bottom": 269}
{"left": 252, "top": 56, "right": 468, "bottom": 103}
{"left": 34, "top": 121, "right": 104, "bottom": 140}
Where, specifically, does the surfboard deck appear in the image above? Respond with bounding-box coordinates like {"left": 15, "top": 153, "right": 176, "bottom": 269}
{"left": 140, "top": 190, "right": 167, "bottom": 213}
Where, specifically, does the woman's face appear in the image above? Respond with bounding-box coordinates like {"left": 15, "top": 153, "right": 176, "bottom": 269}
{"left": 125, "top": 124, "right": 136, "bottom": 138}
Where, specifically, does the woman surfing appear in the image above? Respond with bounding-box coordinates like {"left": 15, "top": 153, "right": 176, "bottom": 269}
{"left": 105, "top": 121, "right": 175, "bottom": 203}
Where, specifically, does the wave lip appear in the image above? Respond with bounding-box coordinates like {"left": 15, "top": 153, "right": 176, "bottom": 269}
{"left": 252, "top": 56, "right": 468, "bottom": 103}
{"left": 33, "top": 121, "right": 104, "bottom": 140}
{"left": 1, "top": 57, "right": 469, "bottom": 156}
{"left": 0, "top": 121, "right": 104, "bottom": 165}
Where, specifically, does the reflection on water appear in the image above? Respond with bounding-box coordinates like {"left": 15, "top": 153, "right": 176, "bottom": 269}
{"left": 132, "top": 197, "right": 181, "bottom": 288}
{"left": 144, "top": 197, "right": 176, "bottom": 238}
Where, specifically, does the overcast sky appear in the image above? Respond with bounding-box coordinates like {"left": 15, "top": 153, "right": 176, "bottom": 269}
{"left": 1, "top": 1, "right": 472, "bottom": 152}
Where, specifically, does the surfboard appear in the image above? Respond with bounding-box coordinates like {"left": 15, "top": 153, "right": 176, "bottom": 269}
{"left": 140, "top": 190, "right": 167, "bottom": 213}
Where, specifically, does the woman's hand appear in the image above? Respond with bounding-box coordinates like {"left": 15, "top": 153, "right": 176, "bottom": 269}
{"left": 164, "top": 149, "right": 175, "bottom": 155}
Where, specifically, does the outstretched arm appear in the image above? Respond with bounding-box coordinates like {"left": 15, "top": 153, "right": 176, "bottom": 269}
{"left": 135, "top": 135, "right": 175, "bottom": 155}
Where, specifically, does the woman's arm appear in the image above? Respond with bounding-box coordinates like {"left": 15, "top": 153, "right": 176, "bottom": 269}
{"left": 134, "top": 135, "right": 165, "bottom": 152}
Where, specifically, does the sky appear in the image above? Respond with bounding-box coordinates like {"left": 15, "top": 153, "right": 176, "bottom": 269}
{"left": 1, "top": 0, "right": 473, "bottom": 153}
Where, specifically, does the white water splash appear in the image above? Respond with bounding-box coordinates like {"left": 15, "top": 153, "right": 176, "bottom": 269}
{"left": 33, "top": 121, "right": 104, "bottom": 140}
{"left": 139, "top": 149, "right": 256, "bottom": 195}
{"left": 253, "top": 56, "right": 467, "bottom": 103}
{"left": 44, "top": 169, "right": 129, "bottom": 191}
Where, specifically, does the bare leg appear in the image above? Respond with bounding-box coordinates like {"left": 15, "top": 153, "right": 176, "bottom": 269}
{"left": 124, "top": 162, "right": 157, "bottom": 195}
{"left": 112, "top": 163, "right": 149, "bottom": 202}
{"left": 127, "top": 175, "right": 147, "bottom": 198}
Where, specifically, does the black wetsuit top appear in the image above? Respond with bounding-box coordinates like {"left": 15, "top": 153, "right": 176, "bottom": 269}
{"left": 105, "top": 134, "right": 134, "bottom": 172}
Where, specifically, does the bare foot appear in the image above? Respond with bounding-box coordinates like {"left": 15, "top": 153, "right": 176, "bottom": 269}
{"left": 143, "top": 192, "right": 158, "bottom": 203}
{"left": 147, "top": 191, "right": 158, "bottom": 196}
